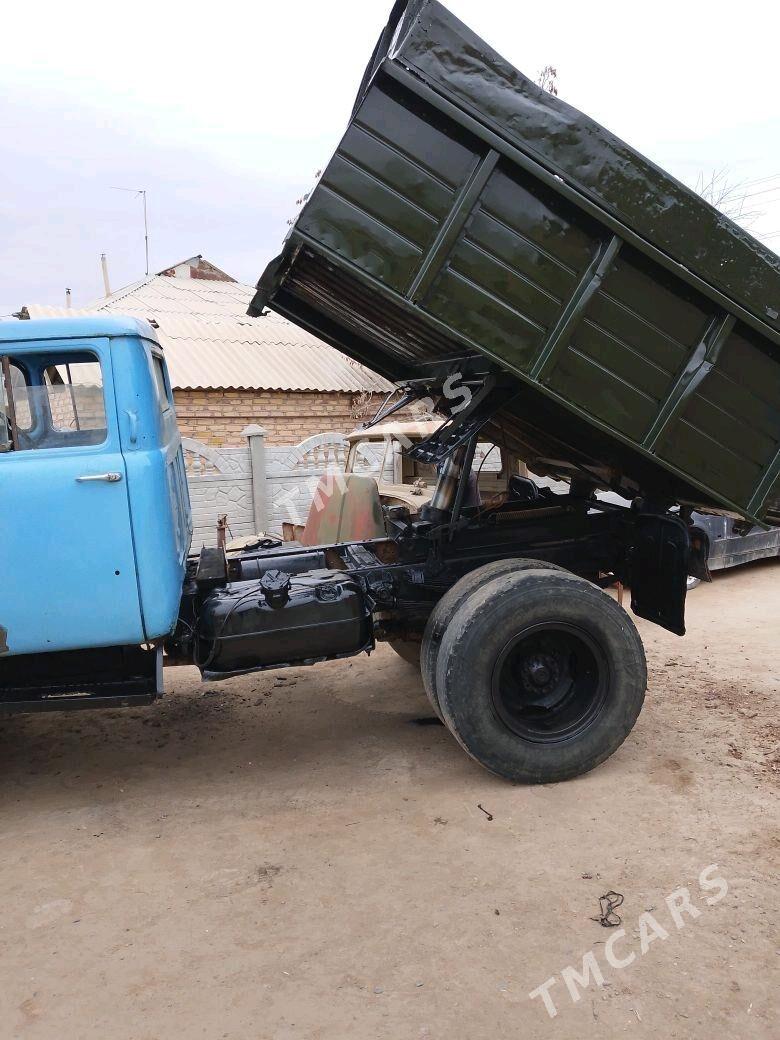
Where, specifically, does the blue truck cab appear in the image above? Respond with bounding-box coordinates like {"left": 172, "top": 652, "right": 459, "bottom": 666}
{"left": 1, "top": 317, "right": 191, "bottom": 700}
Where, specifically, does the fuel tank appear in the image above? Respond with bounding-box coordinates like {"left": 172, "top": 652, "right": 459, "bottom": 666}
{"left": 196, "top": 569, "right": 373, "bottom": 680}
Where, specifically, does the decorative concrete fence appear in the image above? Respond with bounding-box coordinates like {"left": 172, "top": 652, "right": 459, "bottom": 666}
{"left": 182, "top": 427, "right": 383, "bottom": 547}
{"left": 182, "top": 427, "right": 509, "bottom": 548}
{"left": 182, "top": 431, "right": 257, "bottom": 550}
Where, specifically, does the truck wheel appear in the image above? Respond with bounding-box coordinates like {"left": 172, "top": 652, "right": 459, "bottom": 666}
{"left": 435, "top": 569, "right": 646, "bottom": 783}
{"left": 421, "top": 559, "right": 566, "bottom": 720}
{"left": 389, "top": 639, "right": 421, "bottom": 668}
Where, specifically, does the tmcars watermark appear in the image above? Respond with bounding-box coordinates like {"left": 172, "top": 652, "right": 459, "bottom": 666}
{"left": 274, "top": 373, "right": 476, "bottom": 526}
{"left": 528, "top": 864, "right": 729, "bottom": 1019}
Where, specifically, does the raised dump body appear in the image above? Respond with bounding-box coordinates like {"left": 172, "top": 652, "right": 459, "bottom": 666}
{"left": 252, "top": 0, "right": 780, "bottom": 528}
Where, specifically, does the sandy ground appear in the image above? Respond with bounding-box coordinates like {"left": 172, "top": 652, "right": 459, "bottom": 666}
{"left": 0, "top": 559, "right": 777, "bottom": 1039}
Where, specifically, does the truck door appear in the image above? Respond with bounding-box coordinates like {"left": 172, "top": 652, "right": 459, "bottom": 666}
{"left": 116, "top": 345, "right": 192, "bottom": 641}
{"left": 0, "top": 340, "right": 145, "bottom": 657}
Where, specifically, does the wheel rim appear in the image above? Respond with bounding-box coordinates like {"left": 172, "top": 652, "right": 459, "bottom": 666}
{"left": 491, "top": 622, "right": 609, "bottom": 744}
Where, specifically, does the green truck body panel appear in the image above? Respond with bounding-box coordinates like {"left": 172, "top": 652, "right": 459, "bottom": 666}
{"left": 252, "top": 0, "right": 780, "bottom": 527}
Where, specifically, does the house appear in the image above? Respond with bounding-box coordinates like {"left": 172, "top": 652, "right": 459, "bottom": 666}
{"left": 21, "top": 256, "right": 394, "bottom": 447}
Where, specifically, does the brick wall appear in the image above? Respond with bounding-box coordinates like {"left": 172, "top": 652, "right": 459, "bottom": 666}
{"left": 173, "top": 389, "right": 370, "bottom": 447}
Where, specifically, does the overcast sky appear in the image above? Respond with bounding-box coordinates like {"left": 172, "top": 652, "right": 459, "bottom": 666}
{"left": 2, "top": 0, "right": 779, "bottom": 317}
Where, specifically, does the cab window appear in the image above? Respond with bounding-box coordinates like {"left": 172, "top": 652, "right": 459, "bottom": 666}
{"left": 1, "top": 352, "right": 107, "bottom": 451}
{"left": 152, "top": 355, "right": 172, "bottom": 414}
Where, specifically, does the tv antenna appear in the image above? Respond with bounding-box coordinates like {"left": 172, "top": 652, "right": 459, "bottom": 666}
{"left": 111, "top": 187, "right": 150, "bottom": 275}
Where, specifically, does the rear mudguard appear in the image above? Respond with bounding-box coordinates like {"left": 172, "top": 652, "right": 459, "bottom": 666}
{"left": 628, "top": 513, "right": 689, "bottom": 636}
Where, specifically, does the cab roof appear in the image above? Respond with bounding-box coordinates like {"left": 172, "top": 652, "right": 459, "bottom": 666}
{"left": 0, "top": 316, "right": 160, "bottom": 345}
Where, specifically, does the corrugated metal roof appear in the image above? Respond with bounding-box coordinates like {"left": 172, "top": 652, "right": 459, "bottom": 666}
{"left": 157, "top": 317, "right": 391, "bottom": 392}
{"left": 90, "top": 273, "right": 258, "bottom": 317}
{"left": 23, "top": 274, "right": 393, "bottom": 393}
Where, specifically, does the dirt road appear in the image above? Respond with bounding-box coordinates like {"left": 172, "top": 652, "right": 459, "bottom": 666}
{"left": 0, "top": 560, "right": 777, "bottom": 1039}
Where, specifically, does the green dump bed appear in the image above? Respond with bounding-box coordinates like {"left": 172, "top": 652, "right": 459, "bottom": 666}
{"left": 251, "top": 0, "right": 780, "bottom": 527}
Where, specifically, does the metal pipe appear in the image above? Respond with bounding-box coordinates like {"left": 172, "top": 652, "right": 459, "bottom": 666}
{"left": 110, "top": 187, "right": 149, "bottom": 275}
{"left": 449, "top": 435, "right": 478, "bottom": 539}
{"left": 429, "top": 445, "right": 467, "bottom": 513}
{"left": 142, "top": 191, "right": 149, "bottom": 276}
{"left": 65, "top": 362, "right": 81, "bottom": 432}
{"left": 101, "top": 253, "right": 111, "bottom": 297}
{"left": 216, "top": 514, "right": 229, "bottom": 550}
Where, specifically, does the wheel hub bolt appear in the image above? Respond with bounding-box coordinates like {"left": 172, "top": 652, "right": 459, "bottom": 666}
{"left": 528, "top": 658, "right": 551, "bottom": 686}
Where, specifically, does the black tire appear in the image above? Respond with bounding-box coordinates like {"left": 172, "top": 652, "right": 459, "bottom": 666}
{"left": 388, "top": 638, "right": 422, "bottom": 668}
{"left": 435, "top": 569, "right": 646, "bottom": 783}
{"left": 421, "top": 558, "right": 567, "bottom": 720}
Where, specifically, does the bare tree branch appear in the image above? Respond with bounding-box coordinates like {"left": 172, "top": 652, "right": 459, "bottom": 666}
{"left": 537, "top": 66, "right": 559, "bottom": 96}
{"left": 693, "top": 166, "right": 776, "bottom": 230}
